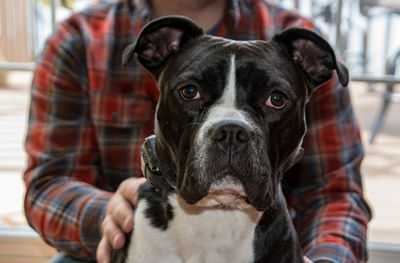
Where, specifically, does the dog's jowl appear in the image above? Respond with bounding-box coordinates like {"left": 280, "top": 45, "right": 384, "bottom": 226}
{"left": 112, "top": 16, "right": 349, "bottom": 263}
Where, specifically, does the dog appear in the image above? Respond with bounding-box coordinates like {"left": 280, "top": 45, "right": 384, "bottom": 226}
{"left": 111, "top": 16, "right": 348, "bottom": 263}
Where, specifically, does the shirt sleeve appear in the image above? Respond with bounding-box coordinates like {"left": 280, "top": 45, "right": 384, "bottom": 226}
{"left": 287, "top": 74, "right": 372, "bottom": 263}
{"left": 23, "top": 15, "right": 113, "bottom": 259}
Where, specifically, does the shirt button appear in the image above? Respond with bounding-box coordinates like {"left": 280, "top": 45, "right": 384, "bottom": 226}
{"left": 111, "top": 112, "right": 119, "bottom": 121}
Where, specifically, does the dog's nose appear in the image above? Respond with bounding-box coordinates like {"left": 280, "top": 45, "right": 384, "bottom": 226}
{"left": 211, "top": 121, "right": 253, "bottom": 155}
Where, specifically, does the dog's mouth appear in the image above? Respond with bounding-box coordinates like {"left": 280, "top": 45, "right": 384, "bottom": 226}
{"left": 197, "top": 191, "right": 250, "bottom": 209}
{"left": 194, "top": 180, "right": 252, "bottom": 209}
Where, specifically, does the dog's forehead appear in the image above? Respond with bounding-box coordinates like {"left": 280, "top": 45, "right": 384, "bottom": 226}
{"left": 159, "top": 35, "right": 303, "bottom": 98}
{"left": 183, "top": 36, "right": 276, "bottom": 68}
{"left": 160, "top": 37, "right": 281, "bottom": 84}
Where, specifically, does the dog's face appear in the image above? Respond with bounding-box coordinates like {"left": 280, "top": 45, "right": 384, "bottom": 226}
{"left": 123, "top": 16, "right": 348, "bottom": 211}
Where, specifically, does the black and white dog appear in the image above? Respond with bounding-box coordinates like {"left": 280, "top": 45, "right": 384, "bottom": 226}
{"left": 112, "top": 16, "right": 348, "bottom": 263}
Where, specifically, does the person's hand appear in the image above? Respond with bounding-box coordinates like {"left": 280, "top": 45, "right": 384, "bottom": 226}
{"left": 96, "top": 177, "right": 146, "bottom": 263}
{"left": 304, "top": 256, "right": 313, "bottom": 263}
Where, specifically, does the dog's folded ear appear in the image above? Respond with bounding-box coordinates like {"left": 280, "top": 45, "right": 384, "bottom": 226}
{"left": 122, "top": 16, "right": 204, "bottom": 77}
{"left": 272, "top": 27, "right": 349, "bottom": 90}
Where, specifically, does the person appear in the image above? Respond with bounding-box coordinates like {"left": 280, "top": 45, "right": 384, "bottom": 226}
{"left": 23, "top": 0, "right": 372, "bottom": 262}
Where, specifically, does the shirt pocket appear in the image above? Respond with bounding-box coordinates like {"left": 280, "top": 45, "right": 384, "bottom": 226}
{"left": 90, "top": 91, "right": 155, "bottom": 128}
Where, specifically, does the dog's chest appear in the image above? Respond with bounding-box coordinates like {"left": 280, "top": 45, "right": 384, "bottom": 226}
{"left": 126, "top": 193, "right": 261, "bottom": 263}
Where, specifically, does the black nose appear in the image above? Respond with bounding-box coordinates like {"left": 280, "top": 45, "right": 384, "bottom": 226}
{"left": 211, "top": 120, "right": 253, "bottom": 155}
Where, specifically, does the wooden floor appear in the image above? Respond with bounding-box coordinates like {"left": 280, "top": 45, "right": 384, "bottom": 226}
{"left": 0, "top": 72, "right": 399, "bottom": 261}
{"left": 351, "top": 82, "right": 400, "bottom": 244}
{"left": 0, "top": 236, "right": 56, "bottom": 263}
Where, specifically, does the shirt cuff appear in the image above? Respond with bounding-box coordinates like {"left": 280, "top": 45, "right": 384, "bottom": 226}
{"left": 305, "top": 243, "right": 357, "bottom": 263}
{"left": 80, "top": 191, "right": 113, "bottom": 257}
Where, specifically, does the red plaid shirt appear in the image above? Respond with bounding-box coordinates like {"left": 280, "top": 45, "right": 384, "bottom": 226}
{"left": 24, "top": 0, "right": 371, "bottom": 261}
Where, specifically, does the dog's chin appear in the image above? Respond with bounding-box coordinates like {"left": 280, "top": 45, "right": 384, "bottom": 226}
{"left": 195, "top": 191, "right": 252, "bottom": 210}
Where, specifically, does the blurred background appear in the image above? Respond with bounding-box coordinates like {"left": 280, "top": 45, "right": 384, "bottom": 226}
{"left": 0, "top": 0, "right": 399, "bottom": 262}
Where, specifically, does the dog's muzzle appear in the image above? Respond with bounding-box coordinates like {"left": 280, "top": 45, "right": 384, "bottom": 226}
{"left": 189, "top": 120, "right": 261, "bottom": 209}
{"left": 210, "top": 120, "right": 254, "bottom": 157}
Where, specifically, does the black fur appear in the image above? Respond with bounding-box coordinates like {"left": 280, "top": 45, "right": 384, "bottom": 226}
{"left": 137, "top": 182, "right": 174, "bottom": 230}
{"left": 252, "top": 188, "right": 303, "bottom": 262}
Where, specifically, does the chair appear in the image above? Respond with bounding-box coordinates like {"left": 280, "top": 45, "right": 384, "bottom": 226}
{"left": 358, "top": 0, "right": 400, "bottom": 143}
{"left": 369, "top": 50, "right": 400, "bottom": 143}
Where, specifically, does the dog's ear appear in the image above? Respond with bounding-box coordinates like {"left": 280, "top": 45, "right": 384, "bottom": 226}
{"left": 122, "top": 16, "right": 204, "bottom": 77}
{"left": 272, "top": 27, "right": 349, "bottom": 90}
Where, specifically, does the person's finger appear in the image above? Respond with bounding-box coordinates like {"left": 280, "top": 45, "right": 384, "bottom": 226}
{"left": 108, "top": 194, "right": 134, "bottom": 232}
{"left": 101, "top": 215, "right": 125, "bottom": 249}
{"left": 118, "top": 177, "right": 146, "bottom": 205}
{"left": 303, "top": 256, "right": 313, "bottom": 263}
{"left": 96, "top": 237, "right": 111, "bottom": 263}
{"left": 97, "top": 177, "right": 146, "bottom": 263}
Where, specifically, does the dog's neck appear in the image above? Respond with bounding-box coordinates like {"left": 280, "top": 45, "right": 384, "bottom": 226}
{"left": 126, "top": 184, "right": 298, "bottom": 263}
{"left": 129, "top": 191, "right": 261, "bottom": 263}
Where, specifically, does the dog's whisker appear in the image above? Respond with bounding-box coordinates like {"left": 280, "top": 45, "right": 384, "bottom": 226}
{"left": 185, "top": 121, "right": 201, "bottom": 127}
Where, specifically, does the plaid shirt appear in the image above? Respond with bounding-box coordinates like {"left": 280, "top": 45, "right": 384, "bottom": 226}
{"left": 24, "top": 0, "right": 372, "bottom": 261}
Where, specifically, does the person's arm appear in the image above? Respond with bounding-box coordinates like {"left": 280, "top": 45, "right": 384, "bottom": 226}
{"left": 287, "top": 75, "right": 372, "bottom": 263}
{"left": 24, "top": 15, "right": 112, "bottom": 259}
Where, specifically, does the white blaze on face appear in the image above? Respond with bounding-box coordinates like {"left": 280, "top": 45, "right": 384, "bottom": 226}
{"left": 197, "top": 55, "right": 250, "bottom": 140}
{"left": 193, "top": 55, "right": 255, "bottom": 194}
{"left": 221, "top": 55, "right": 237, "bottom": 107}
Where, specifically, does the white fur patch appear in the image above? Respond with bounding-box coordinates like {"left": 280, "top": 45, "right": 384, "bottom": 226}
{"left": 194, "top": 55, "right": 255, "bottom": 181}
{"left": 127, "top": 193, "right": 261, "bottom": 263}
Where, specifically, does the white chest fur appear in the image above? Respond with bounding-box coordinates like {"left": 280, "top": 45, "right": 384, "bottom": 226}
{"left": 127, "top": 193, "right": 262, "bottom": 263}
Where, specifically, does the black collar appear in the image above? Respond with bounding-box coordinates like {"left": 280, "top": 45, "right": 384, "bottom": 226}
{"left": 141, "top": 135, "right": 171, "bottom": 191}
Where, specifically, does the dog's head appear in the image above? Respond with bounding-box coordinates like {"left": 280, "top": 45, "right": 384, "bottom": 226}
{"left": 123, "top": 16, "right": 348, "bottom": 211}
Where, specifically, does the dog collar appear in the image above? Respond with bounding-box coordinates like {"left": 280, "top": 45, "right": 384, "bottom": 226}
{"left": 141, "top": 135, "right": 170, "bottom": 191}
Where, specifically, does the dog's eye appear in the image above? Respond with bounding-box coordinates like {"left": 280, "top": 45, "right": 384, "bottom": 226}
{"left": 266, "top": 92, "right": 287, "bottom": 109}
{"left": 179, "top": 85, "right": 201, "bottom": 100}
